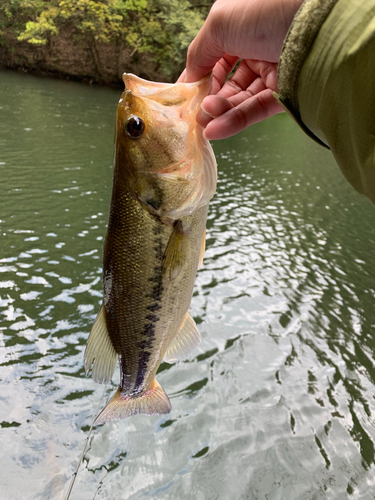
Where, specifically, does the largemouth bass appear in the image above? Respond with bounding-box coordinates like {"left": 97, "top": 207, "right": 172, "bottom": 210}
{"left": 84, "top": 73, "right": 217, "bottom": 424}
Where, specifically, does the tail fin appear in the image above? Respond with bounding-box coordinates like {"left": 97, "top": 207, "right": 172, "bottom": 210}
{"left": 94, "top": 379, "right": 171, "bottom": 425}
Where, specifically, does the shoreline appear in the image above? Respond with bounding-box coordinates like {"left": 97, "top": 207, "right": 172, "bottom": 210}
{"left": 0, "top": 62, "right": 124, "bottom": 89}
{"left": 0, "top": 26, "right": 177, "bottom": 89}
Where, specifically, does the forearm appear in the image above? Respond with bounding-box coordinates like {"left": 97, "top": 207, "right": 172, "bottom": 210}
{"left": 276, "top": 0, "right": 375, "bottom": 203}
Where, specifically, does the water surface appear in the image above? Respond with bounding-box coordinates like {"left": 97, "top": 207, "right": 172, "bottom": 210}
{"left": 1, "top": 70, "right": 375, "bottom": 500}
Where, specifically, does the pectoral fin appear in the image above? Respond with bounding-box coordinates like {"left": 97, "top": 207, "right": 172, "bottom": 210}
{"left": 163, "top": 220, "right": 190, "bottom": 280}
{"left": 94, "top": 379, "right": 171, "bottom": 424}
{"left": 197, "top": 227, "right": 206, "bottom": 270}
{"left": 164, "top": 312, "right": 201, "bottom": 363}
{"left": 84, "top": 304, "right": 118, "bottom": 384}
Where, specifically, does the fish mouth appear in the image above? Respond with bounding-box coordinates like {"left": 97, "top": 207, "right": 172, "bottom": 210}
{"left": 123, "top": 73, "right": 211, "bottom": 99}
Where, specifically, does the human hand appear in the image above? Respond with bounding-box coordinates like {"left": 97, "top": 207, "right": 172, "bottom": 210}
{"left": 179, "top": 0, "right": 303, "bottom": 140}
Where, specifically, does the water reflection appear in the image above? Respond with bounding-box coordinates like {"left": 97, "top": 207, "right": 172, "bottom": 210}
{"left": 1, "top": 70, "right": 375, "bottom": 499}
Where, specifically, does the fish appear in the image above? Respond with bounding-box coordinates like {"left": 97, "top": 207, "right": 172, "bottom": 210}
{"left": 84, "top": 73, "right": 217, "bottom": 424}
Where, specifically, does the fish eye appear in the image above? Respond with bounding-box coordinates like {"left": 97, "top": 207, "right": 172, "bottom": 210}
{"left": 125, "top": 116, "right": 145, "bottom": 139}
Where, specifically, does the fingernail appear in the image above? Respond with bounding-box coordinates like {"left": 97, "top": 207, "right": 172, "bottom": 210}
{"left": 200, "top": 102, "right": 214, "bottom": 117}
{"left": 197, "top": 107, "right": 213, "bottom": 127}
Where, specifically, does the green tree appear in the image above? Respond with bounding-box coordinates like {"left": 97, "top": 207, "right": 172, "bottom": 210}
{"left": 0, "top": 0, "right": 212, "bottom": 79}
{"left": 136, "top": 0, "right": 206, "bottom": 77}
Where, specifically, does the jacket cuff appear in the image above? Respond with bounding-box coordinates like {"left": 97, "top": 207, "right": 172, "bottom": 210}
{"left": 275, "top": 0, "right": 339, "bottom": 148}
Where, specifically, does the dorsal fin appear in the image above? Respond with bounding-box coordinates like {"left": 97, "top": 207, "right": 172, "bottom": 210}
{"left": 84, "top": 304, "right": 118, "bottom": 384}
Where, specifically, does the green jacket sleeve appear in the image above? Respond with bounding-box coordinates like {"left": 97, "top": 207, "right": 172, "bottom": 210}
{"left": 276, "top": 0, "right": 375, "bottom": 204}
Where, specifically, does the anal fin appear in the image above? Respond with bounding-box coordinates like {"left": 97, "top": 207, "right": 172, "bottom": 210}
{"left": 94, "top": 379, "right": 171, "bottom": 424}
{"left": 84, "top": 304, "right": 118, "bottom": 384}
{"left": 164, "top": 312, "right": 201, "bottom": 363}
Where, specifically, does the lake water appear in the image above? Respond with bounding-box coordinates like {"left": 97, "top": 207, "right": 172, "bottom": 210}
{"left": 1, "top": 69, "right": 375, "bottom": 500}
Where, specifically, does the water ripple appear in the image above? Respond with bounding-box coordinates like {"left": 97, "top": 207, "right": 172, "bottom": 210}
{"left": 1, "top": 70, "right": 375, "bottom": 499}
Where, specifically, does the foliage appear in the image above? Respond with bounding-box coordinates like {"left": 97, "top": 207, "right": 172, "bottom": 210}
{"left": 137, "top": 0, "right": 206, "bottom": 76}
{"left": 17, "top": 0, "right": 142, "bottom": 45}
{"left": 0, "top": 1, "right": 40, "bottom": 35}
{"left": 0, "top": 0, "right": 212, "bottom": 78}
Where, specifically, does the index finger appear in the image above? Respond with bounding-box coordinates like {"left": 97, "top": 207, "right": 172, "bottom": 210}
{"left": 209, "top": 55, "right": 239, "bottom": 93}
